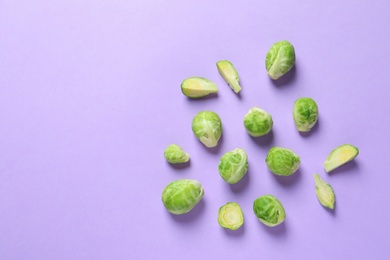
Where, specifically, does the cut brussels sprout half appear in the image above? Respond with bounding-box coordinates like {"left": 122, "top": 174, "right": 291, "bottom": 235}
{"left": 265, "top": 40, "right": 295, "bottom": 80}
{"left": 218, "top": 148, "right": 248, "bottom": 184}
{"left": 162, "top": 179, "right": 204, "bottom": 215}
{"left": 314, "top": 174, "right": 336, "bottom": 210}
{"left": 192, "top": 111, "right": 222, "bottom": 148}
{"left": 266, "top": 147, "right": 300, "bottom": 176}
{"left": 253, "top": 195, "right": 286, "bottom": 227}
{"left": 181, "top": 77, "right": 218, "bottom": 98}
{"left": 164, "top": 144, "right": 190, "bottom": 164}
{"left": 293, "top": 97, "right": 319, "bottom": 132}
{"left": 243, "top": 107, "right": 273, "bottom": 137}
{"left": 216, "top": 60, "right": 241, "bottom": 93}
{"left": 324, "top": 144, "right": 359, "bottom": 172}
{"left": 218, "top": 202, "right": 244, "bottom": 230}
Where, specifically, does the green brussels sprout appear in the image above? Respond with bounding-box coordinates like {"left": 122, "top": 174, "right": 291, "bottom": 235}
{"left": 218, "top": 148, "right": 248, "bottom": 184}
{"left": 218, "top": 202, "right": 244, "bottom": 230}
{"left": 216, "top": 60, "right": 241, "bottom": 94}
{"left": 265, "top": 40, "right": 295, "bottom": 80}
{"left": 162, "top": 179, "right": 204, "bottom": 215}
{"left": 253, "top": 195, "right": 286, "bottom": 227}
{"left": 243, "top": 107, "right": 273, "bottom": 137}
{"left": 293, "top": 97, "right": 319, "bottom": 132}
{"left": 314, "top": 174, "right": 336, "bottom": 210}
{"left": 164, "top": 144, "right": 190, "bottom": 164}
{"left": 265, "top": 147, "right": 300, "bottom": 176}
{"left": 324, "top": 144, "right": 359, "bottom": 172}
{"left": 192, "top": 111, "right": 222, "bottom": 148}
{"left": 181, "top": 77, "right": 218, "bottom": 98}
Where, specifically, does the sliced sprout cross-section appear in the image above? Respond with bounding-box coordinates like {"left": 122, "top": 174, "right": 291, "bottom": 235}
{"left": 324, "top": 144, "right": 359, "bottom": 172}
{"left": 216, "top": 60, "right": 241, "bottom": 94}
{"left": 218, "top": 202, "right": 244, "bottom": 230}
{"left": 314, "top": 174, "right": 336, "bottom": 210}
{"left": 181, "top": 77, "right": 218, "bottom": 98}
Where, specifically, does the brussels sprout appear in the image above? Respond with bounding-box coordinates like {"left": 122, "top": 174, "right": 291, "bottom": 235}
{"left": 293, "top": 97, "right": 319, "bottom": 132}
{"left": 265, "top": 40, "right": 295, "bottom": 80}
{"left": 181, "top": 77, "right": 218, "bottom": 98}
{"left": 324, "top": 144, "right": 359, "bottom": 172}
{"left": 216, "top": 60, "right": 241, "bottom": 94}
{"left": 192, "top": 111, "right": 222, "bottom": 148}
{"left": 243, "top": 107, "right": 273, "bottom": 137}
{"left": 164, "top": 144, "right": 190, "bottom": 164}
{"left": 218, "top": 202, "right": 244, "bottom": 230}
{"left": 265, "top": 147, "right": 300, "bottom": 176}
{"left": 253, "top": 195, "right": 286, "bottom": 227}
{"left": 314, "top": 174, "right": 336, "bottom": 210}
{"left": 218, "top": 148, "right": 248, "bottom": 184}
{"left": 162, "top": 179, "right": 204, "bottom": 215}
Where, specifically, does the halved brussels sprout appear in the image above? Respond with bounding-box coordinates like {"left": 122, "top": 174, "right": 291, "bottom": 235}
{"left": 265, "top": 40, "right": 295, "bottom": 80}
{"left": 192, "top": 111, "right": 222, "bottom": 148}
{"left": 181, "top": 77, "right": 218, "bottom": 98}
{"left": 218, "top": 202, "right": 244, "bottom": 230}
{"left": 243, "top": 107, "right": 273, "bottom": 137}
{"left": 324, "top": 144, "right": 359, "bottom": 172}
{"left": 164, "top": 144, "right": 190, "bottom": 164}
{"left": 218, "top": 148, "right": 248, "bottom": 184}
{"left": 293, "top": 97, "right": 319, "bottom": 132}
{"left": 265, "top": 147, "right": 300, "bottom": 176}
{"left": 162, "top": 179, "right": 204, "bottom": 215}
{"left": 314, "top": 174, "right": 336, "bottom": 210}
{"left": 216, "top": 60, "right": 241, "bottom": 93}
{"left": 253, "top": 195, "right": 286, "bottom": 227}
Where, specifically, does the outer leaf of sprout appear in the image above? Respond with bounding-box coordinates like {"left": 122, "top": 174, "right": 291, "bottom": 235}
{"left": 218, "top": 148, "right": 248, "bottom": 184}
{"left": 164, "top": 144, "right": 190, "bottom": 164}
{"left": 265, "top": 40, "right": 295, "bottom": 80}
{"left": 181, "top": 77, "right": 218, "bottom": 98}
{"left": 265, "top": 147, "right": 300, "bottom": 176}
{"left": 162, "top": 179, "right": 204, "bottom": 215}
{"left": 253, "top": 195, "right": 286, "bottom": 227}
{"left": 314, "top": 174, "right": 336, "bottom": 209}
{"left": 243, "top": 107, "right": 273, "bottom": 137}
{"left": 192, "top": 111, "right": 222, "bottom": 148}
{"left": 293, "top": 97, "right": 319, "bottom": 132}
{"left": 216, "top": 60, "right": 241, "bottom": 93}
{"left": 324, "top": 144, "right": 359, "bottom": 172}
{"left": 218, "top": 202, "right": 244, "bottom": 230}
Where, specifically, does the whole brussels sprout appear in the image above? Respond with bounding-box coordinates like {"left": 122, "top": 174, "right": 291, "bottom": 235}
{"left": 164, "top": 144, "right": 190, "bottom": 164}
{"left": 192, "top": 111, "right": 222, "bottom": 148}
{"left": 218, "top": 148, "right": 248, "bottom": 184}
{"left": 181, "top": 77, "right": 218, "bottom": 98}
{"left": 266, "top": 147, "right": 300, "bottom": 176}
{"left": 293, "top": 97, "right": 319, "bottom": 132}
{"left": 253, "top": 195, "right": 286, "bottom": 227}
{"left": 314, "top": 174, "right": 336, "bottom": 210}
{"left": 162, "top": 179, "right": 204, "bottom": 215}
{"left": 218, "top": 202, "right": 244, "bottom": 230}
{"left": 324, "top": 144, "right": 359, "bottom": 172}
{"left": 265, "top": 40, "right": 295, "bottom": 80}
{"left": 216, "top": 60, "right": 241, "bottom": 94}
{"left": 243, "top": 107, "right": 273, "bottom": 137}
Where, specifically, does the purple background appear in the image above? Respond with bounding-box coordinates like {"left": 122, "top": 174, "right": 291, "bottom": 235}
{"left": 1, "top": 1, "right": 389, "bottom": 259}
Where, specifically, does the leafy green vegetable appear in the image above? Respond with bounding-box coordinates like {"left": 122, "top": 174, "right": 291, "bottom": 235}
{"left": 265, "top": 40, "right": 295, "bottom": 80}
{"left": 181, "top": 77, "right": 218, "bottom": 98}
{"left": 216, "top": 60, "right": 241, "bottom": 93}
{"left": 192, "top": 111, "right": 222, "bottom": 148}
{"left": 218, "top": 202, "right": 244, "bottom": 230}
{"left": 265, "top": 147, "right": 300, "bottom": 176}
{"left": 253, "top": 195, "right": 286, "bottom": 227}
{"left": 218, "top": 148, "right": 248, "bottom": 184}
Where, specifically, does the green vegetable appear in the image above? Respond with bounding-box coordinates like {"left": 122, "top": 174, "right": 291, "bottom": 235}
{"left": 243, "top": 107, "right": 273, "bottom": 137}
{"left": 218, "top": 148, "right": 248, "bottom": 184}
{"left": 253, "top": 195, "right": 286, "bottom": 227}
{"left": 218, "top": 202, "right": 244, "bottom": 230}
{"left": 162, "top": 179, "right": 204, "bottom": 215}
{"left": 314, "top": 174, "right": 336, "bottom": 209}
{"left": 293, "top": 97, "right": 319, "bottom": 132}
{"left": 164, "top": 144, "right": 190, "bottom": 164}
{"left": 324, "top": 144, "right": 359, "bottom": 172}
{"left": 216, "top": 60, "right": 241, "bottom": 93}
{"left": 192, "top": 111, "right": 222, "bottom": 148}
{"left": 265, "top": 40, "right": 295, "bottom": 80}
{"left": 181, "top": 77, "right": 218, "bottom": 98}
{"left": 265, "top": 147, "right": 300, "bottom": 176}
